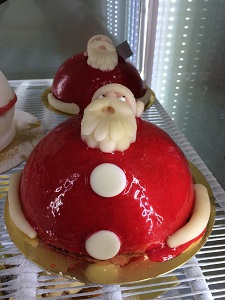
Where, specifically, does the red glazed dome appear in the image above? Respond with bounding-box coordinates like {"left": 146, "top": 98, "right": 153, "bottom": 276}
{"left": 49, "top": 35, "right": 147, "bottom": 114}
{"left": 52, "top": 54, "right": 145, "bottom": 111}
{"left": 19, "top": 115, "right": 196, "bottom": 262}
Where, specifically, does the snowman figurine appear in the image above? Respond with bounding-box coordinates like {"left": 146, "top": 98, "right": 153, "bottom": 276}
{"left": 0, "top": 71, "right": 17, "bottom": 152}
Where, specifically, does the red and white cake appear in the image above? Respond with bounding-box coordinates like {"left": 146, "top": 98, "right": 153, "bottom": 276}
{"left": 0, "top": 71, "right": 17, "bottom": 152}
{"left": 9, "top": 84, "right": 210, "bottom": 263}
{"left": 47, "top": 35, "right": 152, "bottom": 115}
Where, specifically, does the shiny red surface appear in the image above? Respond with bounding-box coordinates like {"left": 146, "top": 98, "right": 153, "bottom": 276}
{"left": 51, "top": 53, "right": 146, "bottom": 113}
{"left": 20, "top": 116, "right": 195, "bottom": 261}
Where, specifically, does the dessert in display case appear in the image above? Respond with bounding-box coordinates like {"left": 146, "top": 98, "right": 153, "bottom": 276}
{"left": 1, "top": 78, "right": 217, "bottom": 299}
{"left": 42, "top": 34, "right": 155, "bottom": 115}
{"left": 0, "top": 1, "right": 225, "bottom": 299}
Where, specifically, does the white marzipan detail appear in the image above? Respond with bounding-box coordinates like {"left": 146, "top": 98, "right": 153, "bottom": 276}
{"left": 166, "top": 183, "right": 211, "bottom": 248}
{"left": 48, "top": 93, "right": 80, "bottom": 115}
{"left": 85, "top": 230, "right": 121, "bottom": 260}
{"left": 92, "top": 83, "right": 137, "bottom": 115}
{"left": 86, "top": 35, "right": 118, "bottom": 71}
{"left": 90, "top": 163, "right": 126, "bottom": 198}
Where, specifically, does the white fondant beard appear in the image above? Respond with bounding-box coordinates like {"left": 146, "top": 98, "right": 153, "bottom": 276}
{"left": 81, "top": 98, "right": 137, "bottom": 153}
{"left": 87, "top": 41, "right": 118, "bottom": 71}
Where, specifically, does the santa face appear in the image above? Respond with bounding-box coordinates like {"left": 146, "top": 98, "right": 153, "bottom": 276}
{"left": 96, "top": 91, "right": 126, "bottom": 102}
{"left": 92, "top": 83, "right": 145, "bottom": 118}
{"left": 81, "top": 84, "right": 141, "bottom": 153}
{"left": 86, "top": 35, "right": 118, "bottom": 71}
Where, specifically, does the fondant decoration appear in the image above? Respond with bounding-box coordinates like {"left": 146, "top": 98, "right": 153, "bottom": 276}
{"left": 86, "top": 35, "right": 118, "bottom": 71}
{"left": 92, "top": 83, "right": 144, "bottom": 117}
{"left": 167, "top": 183, "right": 211, "bottom": 248}
{"left": 48, "top": 93, "right": 80, "bottom": 115}
{"left": 85, "top": 230, "right": 121, "bottom": 260}
{"left": 90, "top": 163, "right": 126, "bottom": 197}
{"left": 81, "top": 84, "right": 143, "bottom": 153}
{"left": 46, "top": 34, "right": 148, "bottom": 114}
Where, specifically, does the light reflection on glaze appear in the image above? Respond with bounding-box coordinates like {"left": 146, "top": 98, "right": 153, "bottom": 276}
{"left": 125, "top": 175, "right": 163, "bottom": 230}
{"left": 56, "top": 75, "right": 69, "bottom": 96}
{"left": 48, "top": 173, "right": 80, "bottom": 217}
{"left": 46, "top": 229, "right": 55, "bottom": 238}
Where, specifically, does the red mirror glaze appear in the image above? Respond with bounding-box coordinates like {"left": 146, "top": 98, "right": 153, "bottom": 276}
{"left": 51, "top": 54, "right": 146, "bottom": 113}
{"left": 20, "top": 116, "right": 195, "bottom": 261}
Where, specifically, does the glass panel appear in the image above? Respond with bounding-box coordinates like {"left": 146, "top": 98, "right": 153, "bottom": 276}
{"left": 150, "top": 0, "right": 225, "bottom": 190}
{"left": 0, "top": 0, "right": 149, "bottom": 80}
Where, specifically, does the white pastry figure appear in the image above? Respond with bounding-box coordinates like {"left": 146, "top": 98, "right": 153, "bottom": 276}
{"left": 81, "top": 83, "right": 144, "bottom": 153}
{"left": 0, "top": 71, "right": 17, "bottom": 151}
{"left": 85, "top": 34, "right": 118, "bottom": 71}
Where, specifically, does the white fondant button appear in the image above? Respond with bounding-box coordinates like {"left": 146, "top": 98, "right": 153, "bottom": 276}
{"left": 90, "top": 163, "right": 126, "bottom": 197}
{"left": 85, "top": 230, "right": 121, "bottom": 260}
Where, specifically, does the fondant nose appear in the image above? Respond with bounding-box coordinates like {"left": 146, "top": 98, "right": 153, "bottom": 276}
{"left": 99, "top": 45, "right": 106, "bottom": 50}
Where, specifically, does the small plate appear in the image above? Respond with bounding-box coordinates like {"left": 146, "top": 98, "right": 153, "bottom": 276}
{"left": 41, "top": 85, "right": 156, "bottom": 117}
{"left": 4, "top": 162, "right": 215, "bottom": 285}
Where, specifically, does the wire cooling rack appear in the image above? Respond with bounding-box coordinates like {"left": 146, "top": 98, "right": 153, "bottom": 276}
{"left": 0, "top": 79, "right": 225, "bottom": 299}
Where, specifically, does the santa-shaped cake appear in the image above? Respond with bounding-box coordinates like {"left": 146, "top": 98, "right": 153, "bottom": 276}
{"left": 8, "top": 84, "right": 210, "bottom": 263}
{"left": 46, "top": 34, "right": 154, "bottom": 115}
{"left": 0, "top": 71, "right": 17, "bottom": 152}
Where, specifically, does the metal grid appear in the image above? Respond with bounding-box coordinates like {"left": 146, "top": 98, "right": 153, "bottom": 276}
{"left": 0, "top": 79, "right": 225, "bottom": 299}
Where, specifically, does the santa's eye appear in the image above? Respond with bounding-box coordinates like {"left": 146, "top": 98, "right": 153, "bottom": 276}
{"left": 98, "top": 94, "right": 105, "bottom": 99}
{"left": 118, "top": 96, "right": 126, "bottom": 102}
